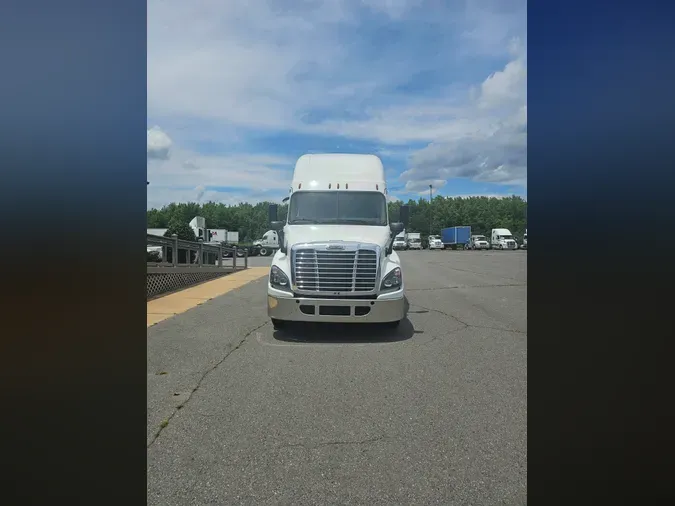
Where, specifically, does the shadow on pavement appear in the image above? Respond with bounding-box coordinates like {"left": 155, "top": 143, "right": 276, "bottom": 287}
{"left": 272, "top": 317, "right": 420, "bottom": 344}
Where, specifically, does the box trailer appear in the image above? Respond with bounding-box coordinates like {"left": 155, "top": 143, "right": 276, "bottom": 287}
{"left": 208, "top": 229, "right": 239, "bottom": 244}
{"left": 441, "top": 226, "right": 471, "bottom": 250}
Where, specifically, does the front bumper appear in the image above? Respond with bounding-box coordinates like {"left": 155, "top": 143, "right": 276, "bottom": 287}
{"left": 268, "top": 289, "right": 407, "bottom": 323}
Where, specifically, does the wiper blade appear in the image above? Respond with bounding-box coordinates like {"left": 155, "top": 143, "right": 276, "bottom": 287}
{"left": 289, "top": 218, "right": 319, "bottom": 224}
{"left": 341, "top": 218, "right": 375, "bottom": 225}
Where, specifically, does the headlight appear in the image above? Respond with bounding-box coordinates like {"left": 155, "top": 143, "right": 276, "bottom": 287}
{"left": 380, "top": 267, "right": 402, "bottom": 291}
{"left": 270, "top": 265, "right": 291, "bottom": 291}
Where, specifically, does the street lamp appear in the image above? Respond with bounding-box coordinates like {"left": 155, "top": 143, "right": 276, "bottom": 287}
{"left": 429, "top": 184, "right": 433, "bottom": 238}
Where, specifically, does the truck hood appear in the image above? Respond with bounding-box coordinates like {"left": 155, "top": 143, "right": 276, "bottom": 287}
{"left": 283, "top": 225, "right": 391, "bottom": 249}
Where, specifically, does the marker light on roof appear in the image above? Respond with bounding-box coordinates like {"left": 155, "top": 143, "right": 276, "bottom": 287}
{"left": 328, "top": 183, "right": 331, "bottom": 189}
{"left": 376, "top": 184, "right": 379, "bottom": 190}
{"left": 337, "top": 183, "right": 340, "bottom": 189}
{"left": 346, "top": 183, "right": 349, "bottom": 189}
{"left": 298, "top": 183, "right": 301, "bottom": 189}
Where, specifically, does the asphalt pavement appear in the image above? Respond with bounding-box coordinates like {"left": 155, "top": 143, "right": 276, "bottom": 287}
{"left": 147, "top": 249, "right": 527, "bottom": 505}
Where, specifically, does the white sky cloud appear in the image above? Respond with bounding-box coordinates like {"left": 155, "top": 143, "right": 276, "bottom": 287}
{"left": 147, "top": 126, "right": 172, "bottom": 160}
{"left": 147, "top": 0, "right": 526, "bottom": 208}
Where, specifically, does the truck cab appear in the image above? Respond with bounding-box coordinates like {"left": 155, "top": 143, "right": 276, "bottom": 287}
{"left": 491, "top": 228, "right": 518, "bottom": 250}
{"left": 521, "top": 229, "right": 527, "bottom": 249}
{"left": 428, "top": 235, "right": 444, "bottom": 250}
{"left": 253, "top": 230, "right": 279, "bottom": 256}
{"left": 267, "top": 154, "right": 409, "bottom": 330}
{"left": 467, "top": 234, "right": 490, "bottom": 250}
{"left": 407, "top": 233, "right": 422, "bottom": 250}
{"left": 392, "top": 231, "right": 407, "bottom": 250}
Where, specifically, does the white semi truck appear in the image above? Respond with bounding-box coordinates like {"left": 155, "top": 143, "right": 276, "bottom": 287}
{"left": 252, "top": 230, "right": 280, "bottom": 256}
{"left": 266, "top": 153, "right": 409, "bottom": 330}
{"left": 407, "top": 232, "right": 422, "bottom": 250}
{"left": 491, "top": 228, "right": 518, "bottom": 250}
{"left": 392, "top": 230, "right": 407, "bottom": 250}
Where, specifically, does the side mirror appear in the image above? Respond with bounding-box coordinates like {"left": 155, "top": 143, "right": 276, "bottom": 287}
{"left": 271, "top": 221, "right": 286, "bottom": 254}
{"left": 400, "top": 205, "right": 410, "bottom": 227}
{"left": 268, "top": 204, "right": 278, "bottom": 223}
{"left": 390, "top": 222, "right": 404, "bottom": 235}
{"left": 282, "top": 196, "right": 289, "bottom": 203}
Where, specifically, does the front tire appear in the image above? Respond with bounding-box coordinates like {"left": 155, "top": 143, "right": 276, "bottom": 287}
{"left": 271, "top": 318, "right": 285, "bottom": 330}
{"left": 259, "top": 247, "right": 268, "bottom": 256}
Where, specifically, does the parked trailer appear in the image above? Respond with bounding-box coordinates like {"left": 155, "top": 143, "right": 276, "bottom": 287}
{"left": 207, "top": 229, "right": 240, "bottom": 244}
{"left": 440, "top": 226, "right": 471, "bottom": 250}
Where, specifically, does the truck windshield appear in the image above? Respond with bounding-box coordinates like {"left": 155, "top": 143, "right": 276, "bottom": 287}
{"left": 499, "top": 235, "right": 513, "bottom": 240}
{"left": 288, "top": 191, "right": 387, "bottom": 226}
{"left": 475, "top": 236, "right": 486, "bottom": 241}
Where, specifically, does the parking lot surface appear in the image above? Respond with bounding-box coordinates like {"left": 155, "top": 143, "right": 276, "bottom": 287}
{"left": 147, "top": 250, "right": 527, "bottom": 505}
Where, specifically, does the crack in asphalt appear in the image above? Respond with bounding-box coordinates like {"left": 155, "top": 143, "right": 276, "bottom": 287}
{"left": 409, "top": 303, "right": 527, "bottom": 343}
{"left": 279, "top": 435, "right": 387, "bottom": 450}
{"left": 147, "top": 319, "right": 269, "bottom": 449}
{"left": 407, "top": 283, "right": 526, "bottom": 292}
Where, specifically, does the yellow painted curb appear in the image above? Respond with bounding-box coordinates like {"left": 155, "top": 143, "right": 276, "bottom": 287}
{"left": 147, "top": 267, "right": 269, "bottom": 328}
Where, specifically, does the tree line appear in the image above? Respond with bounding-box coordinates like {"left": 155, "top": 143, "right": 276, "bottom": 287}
{"left": 147, "top": 195, "right": 528, "bottom": 243}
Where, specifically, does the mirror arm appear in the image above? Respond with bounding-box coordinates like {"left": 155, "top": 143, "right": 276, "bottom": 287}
{"left": 279, "top": 229, "right": 287, "bottom": 254}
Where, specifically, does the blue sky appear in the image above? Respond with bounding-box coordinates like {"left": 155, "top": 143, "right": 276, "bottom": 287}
{"left": 147, "top": 0, "right": 527, "bottom": 209}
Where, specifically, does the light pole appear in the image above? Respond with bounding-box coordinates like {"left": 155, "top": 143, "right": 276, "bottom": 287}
{"left": 429, "top": 184, "right": 433, "bottom": 238}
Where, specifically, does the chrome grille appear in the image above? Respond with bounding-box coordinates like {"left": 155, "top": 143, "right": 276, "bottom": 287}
{"left": 293, "top": 245, "right": 379, "bottom": 294}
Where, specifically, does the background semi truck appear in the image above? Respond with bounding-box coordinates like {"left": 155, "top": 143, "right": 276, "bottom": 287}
{"left": 491, "top": 228, "right": 518, "bottom": 250}
{"left": 252, "top": 230, "right": 280, "bottom": 256}
{"left": 441, "top": 226, "right": 471, "bottom": 250}
{"left": 393, "top": 230, "right": 407, "bottom": 250}
{"left": 147, "top": 217, "right": 240, "bottom": 260}
{"left": 407, "top": 232, "right": 422, "bottom": 250}
{"left": 466, "top": 234, "right": 490, "bottom": 250}
{"left": 266, "top": 153, "right": 409, "bottom": 330}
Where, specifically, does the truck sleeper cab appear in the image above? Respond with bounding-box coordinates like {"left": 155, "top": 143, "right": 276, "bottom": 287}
{"left": 267, "top": 154, "right": 409, "bottom": 330}
{"left": 491, "top": 228, "right": 518, "bottom": 250}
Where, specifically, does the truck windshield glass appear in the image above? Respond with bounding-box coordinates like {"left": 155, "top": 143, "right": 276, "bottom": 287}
{"left": 288, "top": 191, "right": 387, "bottom": 226}
{"left": 475, "top": 236, "right": 486, "bottom": 240}
{"left": 499, "top": 235, "right": 513, "bottom": 239}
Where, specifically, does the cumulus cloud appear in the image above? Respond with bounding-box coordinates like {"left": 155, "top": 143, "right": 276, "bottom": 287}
{"left": 147, "top": 0, "right": 527, "bottom": 206}
{"left": 147, "top": 126, "right": 172, "bottom": 160}
{"left": 402, "top": 43, "right": 527, "bottom": 188}
{"left": 403, "top": 179, "right": 447, "bottom": 194}
{"left": 147, "top": 147, "right": 295, "bottom": 208}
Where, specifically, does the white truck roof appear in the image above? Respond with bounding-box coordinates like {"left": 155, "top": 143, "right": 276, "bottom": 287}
{"left": 291, "top": 153, "right": 386, "bottom": 194}
{"left": 189, "top": 216, "right": 206, "bottom": 229}
{"left": 492, "top": 228, "right": 512, "bottom": 235}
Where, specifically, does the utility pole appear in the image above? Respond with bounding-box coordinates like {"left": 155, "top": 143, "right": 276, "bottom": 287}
{"left": 429, "top": 184, "right": 433, "bottom": 238}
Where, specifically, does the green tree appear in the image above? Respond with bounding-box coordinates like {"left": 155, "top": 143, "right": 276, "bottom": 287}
{"left": 164, "top": 218, "right": 196, "bottom": 241}
{"left": 148, "top": 194, "right": 527, "bottom": 243}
